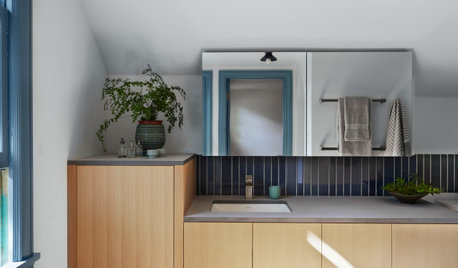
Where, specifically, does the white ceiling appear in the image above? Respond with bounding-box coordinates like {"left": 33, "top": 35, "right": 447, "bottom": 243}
{"left": 79, "top": 0, "right": 458, "bottom": 96}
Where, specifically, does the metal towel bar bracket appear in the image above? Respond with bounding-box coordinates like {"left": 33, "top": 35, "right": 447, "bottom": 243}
{"left": 319, "top": 98, "right": 386, "bottom": 103}
{"left": 320, "top": 146, "right": 386, "bottom": 151}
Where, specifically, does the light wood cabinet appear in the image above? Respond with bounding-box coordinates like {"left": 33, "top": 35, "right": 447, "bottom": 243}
{"left": 321, "top": 223, "right": 391, "bottom": 268}
{"left": 253, "top": 223, "right": 321, "bottom": 268}
{"left": 184, "top": 222, "right": 252, "bottom": 268}
{"left": 392, "top": 224, "right": 458, "bottom": 268}
{"left": 68, "top": 159, "right": 196, "bottom": 268}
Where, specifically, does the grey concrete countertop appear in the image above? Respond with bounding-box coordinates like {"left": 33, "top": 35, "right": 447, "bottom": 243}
{"left": 185, "top": 195, "right": 458, "bottom": 223}
{"left": 68, "top": 153, "right": 194, "bottom": 166}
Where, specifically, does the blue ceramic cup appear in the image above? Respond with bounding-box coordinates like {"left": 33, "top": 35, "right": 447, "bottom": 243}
{"left": 269, "top": 186, "right": 281, "bottom": 199}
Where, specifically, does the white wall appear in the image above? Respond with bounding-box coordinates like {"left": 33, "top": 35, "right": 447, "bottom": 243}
{"left": 413, "top": 96, "right": 458, "bottom": 154}
{"left": 103, "top": 75, "right": 202, "bottom": 154}
{"left": 33, "top": 0, "right": 107, "bottom": 267}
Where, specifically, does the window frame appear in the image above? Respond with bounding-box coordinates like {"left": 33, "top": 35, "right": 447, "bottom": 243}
{"left": 0, "top": 5, "right": 7, "bottom": 168}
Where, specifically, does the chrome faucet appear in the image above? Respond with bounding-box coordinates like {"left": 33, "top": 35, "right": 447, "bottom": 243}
{"left": 245, "top": 175, "right": 253, "bottom": 199}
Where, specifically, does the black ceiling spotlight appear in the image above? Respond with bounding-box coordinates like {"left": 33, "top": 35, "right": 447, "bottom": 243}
{"left": 260, "top": 52, "right": 277, "bottom": 64}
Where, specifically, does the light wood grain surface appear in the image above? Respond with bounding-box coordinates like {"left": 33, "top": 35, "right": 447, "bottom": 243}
{"left": 67, "top": 165, "right": 77, "bottom": 268}
{"left": 76, "top": 165, "right": 174, "bottom": 268}
{"left": 322, "top": 223, "right": 391, "bottom": 268}
{"left": 174, "top": 159, "right": 196, "bottom": 268}
{"left": 253, "top": 223, "right": 322, "bottom": 268}
{"left": 392, "top": 224, "right": 458, "bottom": 268}
{"left": 184, "top": 222, "right": 252, "bottom": 268}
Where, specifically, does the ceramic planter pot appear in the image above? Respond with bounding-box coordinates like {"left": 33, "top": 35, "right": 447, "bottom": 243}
{"left": 135, "top": 120, "right": 165, "bottom": 154}
{"left": 388, "top": 191, "right": 428, "bottom": 204}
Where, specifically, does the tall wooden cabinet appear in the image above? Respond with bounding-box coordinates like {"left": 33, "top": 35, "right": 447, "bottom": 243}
{"left": 68, "top": 157, "right": 195, "bottom": 268}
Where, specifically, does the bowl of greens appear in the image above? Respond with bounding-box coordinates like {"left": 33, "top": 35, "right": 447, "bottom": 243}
{"left": 382, "top": 174, "right": 442, "bottom": 204}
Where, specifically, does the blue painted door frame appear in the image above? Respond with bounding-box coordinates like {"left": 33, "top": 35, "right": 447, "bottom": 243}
{"left": 202, "top": 71, "right": 212, "bottom": 155}
{"left": 218, "top": 70, "right": 293, "bottom": 156}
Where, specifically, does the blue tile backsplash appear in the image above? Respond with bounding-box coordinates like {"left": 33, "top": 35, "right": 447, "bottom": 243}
{"left": 195, "top": 155, "right": 458, "bottom": 196}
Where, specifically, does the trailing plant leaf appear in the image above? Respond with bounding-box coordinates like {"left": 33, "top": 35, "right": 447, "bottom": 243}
{"left": 382, "top": 173, "right": 442, "bottom": 195}
{"left": 96, "top": 65, "right": 186, "bottom": 151}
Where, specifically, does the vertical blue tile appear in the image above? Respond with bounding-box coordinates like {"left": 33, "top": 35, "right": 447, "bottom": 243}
{"left": 221, "top": 157, "right": 231, "bottom": 195}
{"left": 329, "top": 157, "right": 337, "bottom": 196}
{"left": 383, "top": 157, "right": 394, "bottom": 196}
{"left": 264, "top": 157, "right": 271, "bottom": 193}
{"left": 409, "top": 155, "right": 417, "bottom": 178}
{"left": 353, "top": 157, "right": 363, "bottom": 196}
{"left": 394, "top": 157, "right": 402, "bottom": 180}
{"left": 231, "top": 157, "right": 238, "bottom": 195}
{"left": 447, "top": 155, "right": 454, "bottom": 192}
{"left": 361, "top": 157, "right": 372, "bottom": 196}
{"left": 303, "top": 158, "right": 311, "bottom": 196}
{"left": 336, "top": 157, "right": 344, "bottom": 196}
{"left": 214, "top": 157, "right": 221, "bottom": 195}
{"left": 200, "top": 156, "right": 207, "bottom": 195}
{"left": 279, "top": 157, "right": 286, "bottom": 195}
{"left": 440, "top": 155, "right": 447, "bottom": 190}
{"left": 318, "top": 157, "right": 330, "bottom": 196}
{"left": 455, "top": 155, "right": 458, "bottom": 192}
{"left": 310, "top": 158, "right": 317, "bottom": 196}
{"left": 207, "top": 157, "right": 214, "bottom": 195}
{"left": 254, "top": 157, "right": 264, "bottom": 196}
{"left": 368, "top": 158, "right": 377, "bottom": 196}
{"left": 424, "top": 155, "right": 432, "bottom": 184}
{"left": 417, "top": 155, "right": 424, "bottom": 181}
{"left": 376, "top": 157, "right": 384, "bottom": 196}
{"left": 297, "top": 158, "right": 304, "bottom": 196}
{"left": 286, "top": 157, "right": 297, "bottom": 196}
{"left": 343, "top": 157, "right": 351, "bottom": 196}
{"left": 430, "top": 155, "right": 440, "bottom": 188}
{"left": 401, "top": 157, "right": 409, "bottom": 179}
{"left": 239, "top": 156, "right": 246, "bottom": 195}
{"left": 271, "top": 157, "right": 278, "bottom": 187}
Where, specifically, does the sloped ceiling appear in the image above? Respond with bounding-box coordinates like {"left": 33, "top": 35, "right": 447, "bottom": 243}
{"left": 79, "top": 0, "right": 458, "bottom": 96}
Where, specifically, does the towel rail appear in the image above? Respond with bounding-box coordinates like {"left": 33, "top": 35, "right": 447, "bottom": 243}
{"left": 320, "top": 146, "right": 386, "bottom": 151}
{"left": 319, "top": 98, "right": 386, "bottom": 103}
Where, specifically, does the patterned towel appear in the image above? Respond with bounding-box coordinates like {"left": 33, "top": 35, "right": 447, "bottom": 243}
{"left": 385, "top": 98, "right": 409, "bottom": 156}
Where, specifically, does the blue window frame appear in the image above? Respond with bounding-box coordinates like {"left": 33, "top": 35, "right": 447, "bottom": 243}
{"left": 0, "top": 5, "right": 7, "bottom": 168}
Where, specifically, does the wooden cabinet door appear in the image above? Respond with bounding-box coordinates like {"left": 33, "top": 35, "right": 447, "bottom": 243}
{"left": 253, "top": 223, "right": 322, "bottom": 268}
{"left": 76, "top": 166, "right": 174, "bottom": 268}
{"left": 392, "top": 224, "right": 458, "bottom": 268}
{"left": 184, "top": 222, "right": 252, "bottom": 268}
{"left": 321, "top": 223, "right": 391, "bottom": 268}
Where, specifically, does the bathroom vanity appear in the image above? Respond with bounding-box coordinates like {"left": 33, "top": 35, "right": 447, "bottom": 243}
{"left": 184, "top": 196, "right": 458, "bottom": 268}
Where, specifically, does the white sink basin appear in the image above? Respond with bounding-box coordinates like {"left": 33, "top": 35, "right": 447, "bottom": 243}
{"left": 211, "top": 200, "right": 292, "bottom": 213}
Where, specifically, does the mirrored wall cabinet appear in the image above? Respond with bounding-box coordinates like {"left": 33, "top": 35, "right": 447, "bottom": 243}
{"left": 202, "top": 51, "right": 413, "bottom": 157}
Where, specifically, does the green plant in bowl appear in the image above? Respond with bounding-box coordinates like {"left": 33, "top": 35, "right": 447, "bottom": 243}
{"left": 382, "top": 174, "right": 442, "bottom": 204}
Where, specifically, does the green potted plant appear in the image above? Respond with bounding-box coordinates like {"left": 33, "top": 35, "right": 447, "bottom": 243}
{"left": 96, "top": 64, "right": 186, "bottom": 153}
{"left": 382, "top": 174, "right": 442, "bottom": 204}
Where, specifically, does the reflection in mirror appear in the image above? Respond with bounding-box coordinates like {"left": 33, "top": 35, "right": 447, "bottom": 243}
{"left": 230, "top": 79, "right": 283, "bottom": 156}
{"left": 202, "top": 52, "right": 307, "bottom": 156}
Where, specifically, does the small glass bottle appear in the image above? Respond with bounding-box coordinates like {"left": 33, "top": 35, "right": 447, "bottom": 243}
{"left": 127, "top": 140, "right": 136, "bottom": 158}
{"left": 135, "top": 140, "right": 143, "bottom": 157}
{"left": 118, "top": 138, "right": 127, "bottom": 158}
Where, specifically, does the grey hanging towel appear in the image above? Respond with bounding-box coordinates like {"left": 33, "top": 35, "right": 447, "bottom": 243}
{"left": 385, "top": 98, "right": 410, "bottom": 156}
{"left": 337, "top": 97, "right": 372, "bottom": 156}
